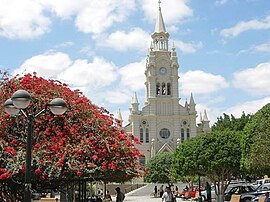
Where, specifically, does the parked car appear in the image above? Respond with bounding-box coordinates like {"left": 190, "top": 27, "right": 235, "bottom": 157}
{"left": 200, "top": 185, "right": 216, "bottom": 201}
{"left": 252, "top": 178, "right": 270, "bottom": 187}
{"left": 224, "top": 185, "right": 256, "bottom": 201}
{"left": 251, "top": 195, "right": 266, "bottom": 202}
{"left": 240, "top": 183, "right": 270, "bottom": 202}
{"left": 201, "top": 184, "right": 255, "bottom": 202}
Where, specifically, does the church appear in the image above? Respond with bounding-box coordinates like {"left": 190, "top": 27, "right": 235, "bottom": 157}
{"left": 123, "top": 2, "right": 211, "bottom": 165}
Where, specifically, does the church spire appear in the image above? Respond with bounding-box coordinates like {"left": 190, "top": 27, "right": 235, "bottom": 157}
{"left": 151, "top": 0, "right": 169, "bottom": 51}
{"left": 185, "top": 99, "right": 188, "bottom": 109}
{"left": 131, "top": 92, "right": 139, "bottom": 113}
{"left": 202, "top": 109, "right": 211, "bottom": 133}
{"left": 189, "top": 93, "right": 196, "bottom": 112}
{"left": 131, "top": 92, "right": 139, "bottom": 104}
{"left": 117, "top": 108, "right": 123, "bottom": 122}
{"left": 203, "top": 109, "right": 209, "bottom": 122}
{"left": 154, "top": 0, "right": 166, "bottom": 33}
{"left": 189, "top": 93, "right": 195, "bottom": 105}
{"left": 117, "top": 109, "right": 123, "bottom": 127}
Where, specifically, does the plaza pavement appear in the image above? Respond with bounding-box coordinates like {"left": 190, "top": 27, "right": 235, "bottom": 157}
{"left": 111, "top": 183, "right": 188, "bottom": 202}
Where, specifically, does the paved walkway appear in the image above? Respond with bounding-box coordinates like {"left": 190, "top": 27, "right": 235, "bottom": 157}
{"left": 112, "top": 183, "right": 188, "bottom": 202}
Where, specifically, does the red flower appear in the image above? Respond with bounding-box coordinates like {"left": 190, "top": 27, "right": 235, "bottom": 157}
{"left": 40, "top": 174, "right": 47, "bottom": 180}
{"left": 10, "top": 139, "right": 17, "bottom": 145}
{"left": 109, "top": 163, "right": 116, "bottom": 171}
{"left": 57, "top": 161, "right": 63, "bottom": 168}
{"left": 0, "top": 73, "right": 143, "bottom": 183}
{"left": 5, "top": 146, "right": 17, "bottom": 156}
{"left": 89, "top": 163, "right": 95, "bottom": 168}
{"left": 76, "top": 171, "right": 82, "bottom": 177}
{"left": 20, "top": 165, "right": 25, "bottom": 173}
{"left": 92, "top": 155, "right": 98, "bottom": 161}
{"left": 35, "top": 168, "right": 42, "bottom": 175}
{"left": 0, "top": 172, "right": 11, "bottom": 179}
{"left": 0, "top": 168, "right": 6, "bottom": 173}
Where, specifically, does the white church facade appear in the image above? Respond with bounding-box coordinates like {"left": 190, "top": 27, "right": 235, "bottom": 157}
{"left": 123, "top": 2, "right": 210, "bottom": 165}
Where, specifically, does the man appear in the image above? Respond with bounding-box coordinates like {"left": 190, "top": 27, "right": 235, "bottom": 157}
{"left": 160, "top": 185, "right": 164, "bottom": 198}
{"left": 115, "top": 187, "right": 125, "bottom": 202}
{"left": 206, "top": 182, "right": 211, "bottom": 202}
{"left": 265, "top": 192, "right": 270, "bottom": 202}
{"left": 162, "top": 186, "right": 175, "bottom": 202}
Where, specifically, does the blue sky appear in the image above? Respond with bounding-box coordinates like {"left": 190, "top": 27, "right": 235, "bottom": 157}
{"left": 0, "top": 0, "right": 270, "bottom": 125}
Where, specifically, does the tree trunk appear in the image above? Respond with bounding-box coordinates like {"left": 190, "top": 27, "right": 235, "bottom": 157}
{"left": 217, "top": 194, "right": 225, "bottom": 202}
{"left": 60, "top": 182, "right": 75, "bottom": 202}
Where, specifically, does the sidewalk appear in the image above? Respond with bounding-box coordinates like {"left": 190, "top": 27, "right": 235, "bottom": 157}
{"left": 113, "top": 195, "right": 186, "bottom": 202}
{"left": 111, "top": 183, "right": 188, "bottom": 202}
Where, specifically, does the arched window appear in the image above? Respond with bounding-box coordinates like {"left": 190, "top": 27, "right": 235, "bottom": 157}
{"left": 159, "top": 128, "right": 170, "bottom": 139}
{"left": 156, "top": 83, "right": 160, "bottom": 96}
{"left": 167, "top": 83, "right": 171, "bottom": 95}
{"left": 187, "top": 128, "right": 190, "bottom": 139}
{"left": 146, "top": 128, "right": 149, "bottom": 143}
{"left": 162, "top": 83, "right": 166, "bottom": 95}
{"left": 181, "top": 128, "right": 185, "bottom": 142}
{"left": 140, "top": 128, "right": 143, "bottom": 143}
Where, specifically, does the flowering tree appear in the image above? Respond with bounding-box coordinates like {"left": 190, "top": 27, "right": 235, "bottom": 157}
{"left": 0, "top": 72, "right": 142, "bottom": 201}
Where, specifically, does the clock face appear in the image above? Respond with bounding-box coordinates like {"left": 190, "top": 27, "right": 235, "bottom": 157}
{"left": 159, "top": 67, "right": 167, "bottom": 75}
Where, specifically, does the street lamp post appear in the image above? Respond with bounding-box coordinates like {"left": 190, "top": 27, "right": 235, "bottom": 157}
{"left": 4, "top": 90, "right": 67, "bottom": 202}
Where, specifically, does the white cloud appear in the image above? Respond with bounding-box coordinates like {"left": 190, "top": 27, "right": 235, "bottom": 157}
{"left": 238, "top": 43, "right": 270, "bottom": 54}
{"left": 0, "top": 0, "right": 136, "bottom": 39}
{"left": 174, "top": 40, "right": 203, "bottom": 53}
{"left": 59, "top": 57, "right": 118, "bottom": 88}
{"left": 97, "top": 28, "right": 150, "bottom": 51}
{"left": 141, "top": 0, "right": 193, "bottom": 25}
{"left": 16, "top": 52, "right": 72, "bottom": 77}
{"left": 254, "top": 43, "right": 270, "bottom": 52}
{"left": 54, "top": 41, "right": 74, "bottom": 49}
{"left": 15, "top": 52, "right": 118, "bottom": 89}
{"left": 0, "top": 0, "right": 51, "bottom": 39}
{"left": 38, "top": 0, "right": 80, "bottom": 19}
{"left": 215, "top": 0, "right": 228, "bottom": 5}
{"left": 74, "top": 0, "right": 136, "bottom": 34}
{"left": 195, "top": 103, "right": 222, "bottom": 125}
{"left": 225, "top": 96, "right": 270, "bottom": 117}
{"left": 41, "top": 0, "right": 136, "bottom": 34}
{"left": 220, "top": 15, "right": 270, "bottom": 38}
{"left": 104, "top": 90, "right": 132, "bottom": 104}
{"left": 119, "top": 59, "right": 146, "bottom": 91}
{"left": 197, "top": 96, "right": 270, "bottom": 125}
{"left": 233, "top": 62, "right": 270, "bottom": 96}
{"left": 14, "top": 51, "right": 149, "bottom": 109}
{"left": 180, "top": 70, "right": 229, "bottom": 96}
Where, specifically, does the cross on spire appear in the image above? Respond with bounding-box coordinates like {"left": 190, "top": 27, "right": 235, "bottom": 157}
{"left": 158, "top": 0, "right": 161, "bottom": 10}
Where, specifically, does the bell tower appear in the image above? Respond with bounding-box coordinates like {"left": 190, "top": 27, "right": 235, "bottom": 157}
{"left": 145, "top": 0, "right": 180, "bottom": 116}
{"left": 124, "top": 1, "right": 209, "bottom": 166}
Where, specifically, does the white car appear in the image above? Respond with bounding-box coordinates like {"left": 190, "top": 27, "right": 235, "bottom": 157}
{"left": 200, "top": 186, "right": 216, "bottom": 201}
{"left": 253, "top": 178, "right": 270, "bottom": 187}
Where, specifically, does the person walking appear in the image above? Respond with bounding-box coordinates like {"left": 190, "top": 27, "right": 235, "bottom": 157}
{"left": 160, "top": 185, "right": 164, "bottom": 198}
{"left": 161, "top": 186, "right": 176, "bottom": 202}
{"left": 115, "top": 187, "right": 125, "bottom": 202}
{"left": 154, "top": 185, "right": 158, "bottom": 197}
{"left": 105, "top": 190, "right": 112, "bottom": 202}
{"left": 175, "top": 186, "right": 179, "bottom": 197}
{"left": 265, "top": 192, "right": 270, "bottom": 202}
{"left": 206, "top": 182, "right": 212, "bottom": 202}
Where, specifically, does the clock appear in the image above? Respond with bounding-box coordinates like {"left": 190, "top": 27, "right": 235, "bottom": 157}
{"left": 159, "top": 67, "right": 167, "bottom": 75}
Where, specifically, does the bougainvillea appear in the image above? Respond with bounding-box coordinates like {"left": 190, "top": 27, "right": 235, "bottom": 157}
{"left": 0, "top": 72, "right": 142, "bottom": 200}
